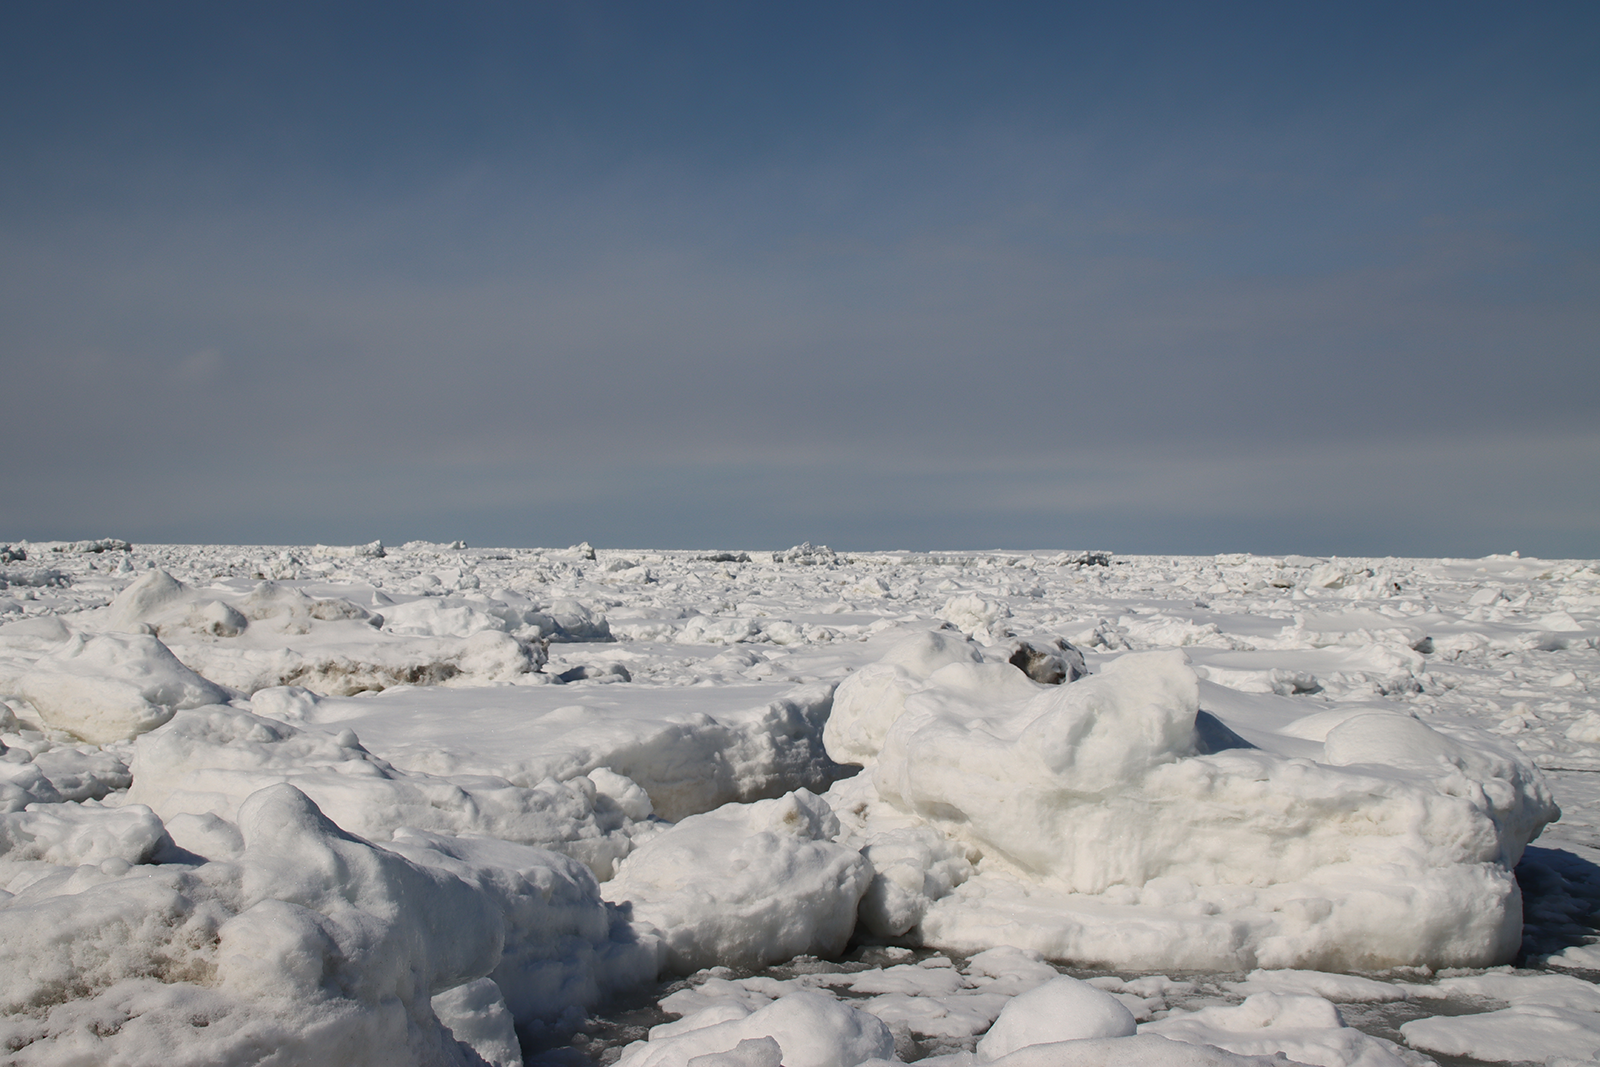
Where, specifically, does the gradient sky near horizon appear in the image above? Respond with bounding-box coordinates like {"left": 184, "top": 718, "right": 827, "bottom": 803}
{"left": 4, "top": 2, "right": 1597, "bottom": 556}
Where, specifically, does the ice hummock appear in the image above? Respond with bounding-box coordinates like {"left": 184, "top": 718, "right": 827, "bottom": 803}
{"left": 825, "top": 633, "right": 1555, "bottom": 971}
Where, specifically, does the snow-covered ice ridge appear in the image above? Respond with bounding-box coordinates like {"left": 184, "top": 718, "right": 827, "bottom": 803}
{"left": 1, "top": 540, "right": 1598, "bottom": 1067}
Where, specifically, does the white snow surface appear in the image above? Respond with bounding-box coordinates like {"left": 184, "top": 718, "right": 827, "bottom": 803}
{"left": 0, "top": 541, "right": 1598, "bottom": 1067}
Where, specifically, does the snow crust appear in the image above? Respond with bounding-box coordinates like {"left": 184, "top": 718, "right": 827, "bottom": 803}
{"left": 0, "top": 541, "right": 1597, "bottom": 1066}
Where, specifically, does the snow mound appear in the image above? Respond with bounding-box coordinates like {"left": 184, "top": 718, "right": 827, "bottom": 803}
{"left": 1, "top": 800, "right": 167, "bottom": 867}
{"left": 17, "top": 631, "right": 230, "bottom": 743}
{"left": 983, "top": 1034, "right": 1307, "bottom": 1066}
{"left": 1144, "top": 992, "right": 1430, "bottom": 1067}
{"left": 976, "top": 976, "right": 1137, "bottom": 1058}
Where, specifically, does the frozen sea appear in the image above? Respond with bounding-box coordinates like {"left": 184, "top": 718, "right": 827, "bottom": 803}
{"left": 1, "top": 539, "right": 1597, "bottom": 1067}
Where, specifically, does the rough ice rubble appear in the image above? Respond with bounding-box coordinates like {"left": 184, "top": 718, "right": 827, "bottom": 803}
{"left": 0, "top": 782, "right": 656, "bottom": 1067}
{"left": 824, "top": 631, "right": 1558, "bottom": 971}
{"left": 2, "top": 543, "right": 1597, "bottom": 1067}
{"left": 80, "top": 568, "right": 553, "bottom": 696}
{"left": 611, "top": 948, "right": 1338, "bottom": 1067}
{"left": 128, "top": 703, "right": 647, "bottom": 879}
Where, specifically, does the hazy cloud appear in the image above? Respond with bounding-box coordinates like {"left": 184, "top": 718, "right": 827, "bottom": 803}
{"left": 3, "top": 2, "right": 1596, "bottom": 554}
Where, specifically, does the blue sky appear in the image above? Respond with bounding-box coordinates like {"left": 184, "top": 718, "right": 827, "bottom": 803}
{"left": 3, "top": 2, "right": 1596, "bottom": 555}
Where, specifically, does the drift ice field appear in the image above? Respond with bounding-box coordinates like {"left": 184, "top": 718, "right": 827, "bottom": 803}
{"left": 1, "top": 540, "right": 1598, "bottom": 1067}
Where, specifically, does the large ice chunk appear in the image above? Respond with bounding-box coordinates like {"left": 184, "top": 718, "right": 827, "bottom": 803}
{"left": 306, "top": 681, "right": 840, "bottom": 823}
{"left": 602, "top": 790, "right": 872, "bottom": 973}
{"left": 823, "top": 629, "right": 988, "bottom": 767}
{"left": 221, "top": 783, "right": 504, "bottom": 1003}
{"left": 387, "top": 828, "right": 660, "bottom": 1031}
{"left": 826, "top": 645, "right": 1557, "bottom": 971}
{"left": 432, "top": 977, "right": 523, "bottom": 1067}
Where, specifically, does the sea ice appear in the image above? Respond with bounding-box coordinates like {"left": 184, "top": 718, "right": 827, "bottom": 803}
{"left": 0, "top": 542, "right": 1594, "bottom": 1066}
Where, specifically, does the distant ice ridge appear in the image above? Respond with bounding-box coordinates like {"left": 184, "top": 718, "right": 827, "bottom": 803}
{"left": 823, "top": 630, "right": 1558, "bottom": 971}
{"left": 4, "top": 566, "right": 619, "bottom": 704}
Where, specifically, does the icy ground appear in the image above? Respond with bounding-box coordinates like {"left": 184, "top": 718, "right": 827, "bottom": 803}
{"left": 1, "top": 539, "right": 1598, "bottom": 1067}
